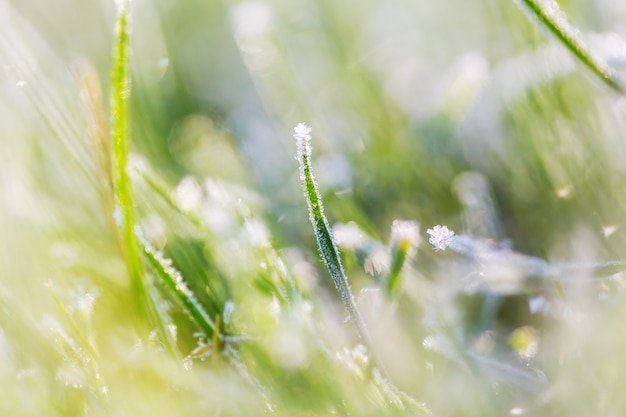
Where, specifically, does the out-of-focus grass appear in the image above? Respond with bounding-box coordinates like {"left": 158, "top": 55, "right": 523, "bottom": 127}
{"left": 2, "top": 0, "right": 626, "bottom": 415}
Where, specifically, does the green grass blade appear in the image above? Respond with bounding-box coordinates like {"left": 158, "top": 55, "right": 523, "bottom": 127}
{"left": 111, "top": 1, "right": 143, "bottom": 304}
{"left": 293, "top": 123, "right": 371, "bottom": 345}
{"left": 387, "top": 245, "right": 407, "bottom": 296}
{"left": 386, "top": 220, "right": 420, "bottom": 296}
{"left": 294, "top": 125, "right": 432, "bottom": 414}
{"left": 138, "top": 233, "right": 216, "bottom": 338}
{"left": 110, "top": 2, "right": 176, "bottom": 352}
{"left": 515, "top": 0, "right": 625, "bottom": 93}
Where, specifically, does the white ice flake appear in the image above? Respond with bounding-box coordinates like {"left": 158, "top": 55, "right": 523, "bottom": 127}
{"left": 293, "top": 123, "right": 312, "bottom": 161}
{"left": 426, "top": 225, "right": 455, "bottom": 252}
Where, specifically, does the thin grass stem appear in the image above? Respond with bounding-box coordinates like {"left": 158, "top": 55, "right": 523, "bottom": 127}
{"left": 109, "top": 1, "right": 176, "bottom": 353}
{"left": 516, "top": 0, "right": 625, "bottom": 93}
{"left": 293, "top": 123, "right": 371, "bottom": 345}
{"left": 110, "top": 1, "right": 144, "bottom": 307}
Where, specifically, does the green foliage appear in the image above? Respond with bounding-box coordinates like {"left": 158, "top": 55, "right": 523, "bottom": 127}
{"left": 2, "top": 0, "right": 626, "bottom": 416}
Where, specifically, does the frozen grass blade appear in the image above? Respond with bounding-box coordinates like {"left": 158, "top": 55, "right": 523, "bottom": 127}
{"left": 138, "top": 233, "right": 216, "bottom": 339}
{"left": 515, "top": 0, "right": 625, "bottom": 93}
{"left": 293, "top": 123, "right": 371, "bottom": 344}
{"left": 295, "top": 124, "right": 432, "bottom": 415}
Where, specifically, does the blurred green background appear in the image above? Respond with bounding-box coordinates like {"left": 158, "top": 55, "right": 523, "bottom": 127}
{"left": 1, "top": 0, "right": 626, "bottom": 415}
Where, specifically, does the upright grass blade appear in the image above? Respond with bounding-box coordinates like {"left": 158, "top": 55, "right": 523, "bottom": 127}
{"left": 515, "top": 0, "right": 625, "bottom": 93}
{"left": 293, "top": 123, "right": 371, "bottom": 345}
{"left": 386, "top": 220, "right": 421, "bottom": 297}
{"left": 109, "top": 2, "right": 175, "bottom": 353}
{"left": 73, "top": 59, "right": 123, "bottom": 254}
{"left": 111, "top": 1, "right": 143, "bottom": 304}
{"left": 294, "top": 124, "right": 432, "bottom": 416}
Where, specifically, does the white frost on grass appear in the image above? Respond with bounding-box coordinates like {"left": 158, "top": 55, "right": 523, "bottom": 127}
{"left": 293, "top": 123, "right": 312, "bottom": 163}
{"left": 426, "top": 225, "right": 456, "bottom": 252}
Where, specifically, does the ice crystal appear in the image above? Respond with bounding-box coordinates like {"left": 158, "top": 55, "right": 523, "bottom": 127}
{"left": 294, "top": 122, "right": 312, "bottom": 162}
{"left": 426, "top": 225, "right": 455, "bottom": 251}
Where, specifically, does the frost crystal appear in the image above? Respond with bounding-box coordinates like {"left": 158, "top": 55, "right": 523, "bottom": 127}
{"left": 293, "top": 123, "right": 312, "bottom": 161}
{"left": 427, "top": 225, "right": 455, "bottom": 251}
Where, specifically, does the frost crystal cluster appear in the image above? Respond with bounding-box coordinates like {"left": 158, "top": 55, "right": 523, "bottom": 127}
{"left": 294, "top": 122, "right": 312, "bottom": 162}
{"left": 427, "top": 225, "right": 455, "bottom": 252}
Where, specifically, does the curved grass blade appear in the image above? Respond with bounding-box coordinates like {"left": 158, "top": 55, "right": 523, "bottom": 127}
{"left": 138, "top": 232, "right": 216, "bottom": 339}
{"left": 293, "top": 123, "right": 371, "bottom": 345}
{"left": 515, "top": 0, "right": 625, "bottom": 93}
{"left": 139, "top": 169, "right": 302, "bottom": 307}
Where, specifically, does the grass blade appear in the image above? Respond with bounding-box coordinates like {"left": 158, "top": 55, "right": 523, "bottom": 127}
{"left": 138, "top": 233, "right": 216, "bottom": 338}
{"left": 515, "top": 0, "right": 625, "bottom": 93}
{"left": 293, "top": 123, "right": 371, "bottom": 345}
{"left": 294, "top": 124, "right": 432, "bottom": 415}
{"left": 111, "top": 1, "right": 143, "bottom": 304}
{"left": 386, "top": 220, "right": 420, "bottom": 297}
{"left": 109, "top": 2, "right": 176, "bottom": 352}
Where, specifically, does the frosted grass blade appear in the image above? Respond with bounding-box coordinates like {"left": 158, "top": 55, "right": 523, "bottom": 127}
{"left": 515, "top": 0, "right": 625, "bottom": 93}
{"left": 293, "top": 123, "right": 371, "bottom": 345}
{"left": 294, "top": 124, "right": 432, "bottom": 415}
{"left": 139, "top": 233, "right": 216, "bottom": 338}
